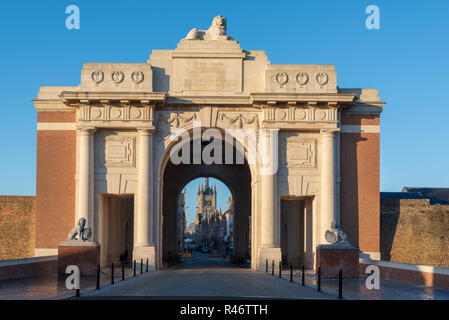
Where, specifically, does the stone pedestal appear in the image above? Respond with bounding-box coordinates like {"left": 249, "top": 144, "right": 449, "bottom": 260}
{"left": 133, "top": 245, "right": 156, "bottom": 270}
{"left": 58, "top": 241, "right": 100, "bottom": 276}
{"left": 316, "top": 244, "right": 359, "bottom": 278}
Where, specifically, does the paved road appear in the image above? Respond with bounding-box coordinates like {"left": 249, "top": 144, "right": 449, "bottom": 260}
{"left": 3, "top": 252, "right": 449, "bottom": 300}
{"left": 78, "top": 253, "right": 334, "bottom": 300}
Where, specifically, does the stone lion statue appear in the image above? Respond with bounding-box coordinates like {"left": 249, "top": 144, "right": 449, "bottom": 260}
{"left": 185, "top": 15, "right": 233, "bottom": 40}
{"left": 67, "top": 218, "right": 92, "bottom": 241}
{"left": 325, "top": 221, "right": 350, "bottom": 245}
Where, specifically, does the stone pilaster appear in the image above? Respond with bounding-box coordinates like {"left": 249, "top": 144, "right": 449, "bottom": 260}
{"left": 134, "top": 128, "right": 156, "bottom": 269}
{"left": 320, "top": 129, "right": 339, "bottom": 243}
{"left": 258, "top": 128, "right": 282, "bottom": 270}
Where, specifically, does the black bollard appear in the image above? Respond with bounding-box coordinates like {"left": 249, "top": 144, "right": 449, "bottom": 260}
{"left": 272, "top": 260, "right": 274, "bottom": 276}
{"left": 338, "top": 269, "right": 343, "bottom": 299}
{"left": 290, "top": 264, "right": 293, "bottom": 282}
{"left": 96, "top": 264, "right": 100, "bottom": 290}
{"left": 75, "top": 289, "right": 80, "bottom": 297}
{"left": 133, "top": 260, "right": 136, "bottom": 277}
{"left": 266, "top": 259, "right": 268, "bottom": 273}
{"left": 122, "top": 263, "right": 125, "bottom": 281}
{"left": 146, "top": 258, "right": 149, "bottom": 272}
{"left": 301, "top": 265, "right": 305, "bottom": 286}
{"left": 111, "top": 263, "right": 114, "bottom": 284}
{"left": 279, "top": 261, "right": 282, "bottom": 278}
{"left": 317, "top": 266, "right": 321, "bottom": 292}
{"left": 140, "top": 258, "right": 143, "bottom": 274}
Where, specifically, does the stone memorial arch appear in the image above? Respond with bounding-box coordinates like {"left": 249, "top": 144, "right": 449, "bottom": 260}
{"left": 33, "top": 16, "right": 385, "bottom": 273}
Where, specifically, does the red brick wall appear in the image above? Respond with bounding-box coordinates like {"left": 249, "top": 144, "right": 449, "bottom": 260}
{"left": 36, "top": 111, "right": 76, "bottom": 249}
{"left": 341, "top": 114, "right": 380, "bottom": 125}
{"left": 340, "top": 114, "right": 380, "bottom": 253}
{"left": 0, "top": 196, "right": 35, "bottom": 259}
{"left": 37, "top": 111, "right": 76, "bottom": 123}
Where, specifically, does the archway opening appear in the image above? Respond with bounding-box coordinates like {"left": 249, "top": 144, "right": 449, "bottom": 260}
{"left": 182, "top": 177, "right": 233, "bottom": 258}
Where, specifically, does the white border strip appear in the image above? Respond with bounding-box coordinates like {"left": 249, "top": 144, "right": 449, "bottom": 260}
{"left": 0, "top": 255, "right": 57, "bottom": 267}
{"left": 37, "top": 122, "right": 76, "bottom": 131}
{"left": 341, "top": 125, "right": 380, "bottom": 133}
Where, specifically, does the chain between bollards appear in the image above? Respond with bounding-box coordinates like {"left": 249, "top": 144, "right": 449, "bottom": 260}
{"left": 96, "top": 264, "right": 100, "bottom": 290}
{"left": 338, "top": 269, "right": 343, "bottom": 299}
{"left": 317, "top": 266, "right": 321, "bottom": 292}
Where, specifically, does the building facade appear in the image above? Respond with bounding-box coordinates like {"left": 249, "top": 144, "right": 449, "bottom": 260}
{"left": 177, "top": 189, "right": 186, "bottom": 253}
{"left": 32, "top": 16, "right": 385, "bottom": 270}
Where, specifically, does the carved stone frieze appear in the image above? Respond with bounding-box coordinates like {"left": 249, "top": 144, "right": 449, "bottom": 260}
{"left": 165, "top": 112, "right": 198, "bottom": 129}
{"left": 79, "top": 105, "right": 153, "bottom": 122}
{"left": 217, "top": 112, "right": 259, "bottom": 129}
{"left": 263, "top": 107, "right": 337, "bottom": 123}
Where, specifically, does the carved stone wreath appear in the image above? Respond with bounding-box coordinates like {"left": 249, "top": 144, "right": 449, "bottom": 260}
{"left": 316, "top": 72, "right": 329, "bottom": 88}
{"left": 275, "top": 72, "right": 289, "bottom": 88}
{"left": 296, "top": 72, "right": 309, "bottom": 87}
{"left": 325, "top": 230, "right": 337, "bottom": 244}
{"left": 91, "top": 71, "right": 104, "bottom": 86}
{"left": 131, "top": 71, "right": 144, "bottom": 86}
{"left": 111, "top": 71, "right": 124, "bottom": 86}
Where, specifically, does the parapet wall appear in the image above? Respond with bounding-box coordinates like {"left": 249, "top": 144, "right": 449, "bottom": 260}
{"left": 0, "top": 196, "right": 35, "bottom": 260}
{"left": 381, "top": 198, "right": 449, "bottom": 267}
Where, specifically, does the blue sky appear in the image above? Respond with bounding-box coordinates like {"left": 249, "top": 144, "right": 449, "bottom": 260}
{"left": 0, "top": 1, "right": 448, "bottom": 204}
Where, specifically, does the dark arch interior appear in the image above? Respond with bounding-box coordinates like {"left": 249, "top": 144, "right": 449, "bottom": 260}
{"left": 162, "top": 137, "right": 252, "bottom": 266}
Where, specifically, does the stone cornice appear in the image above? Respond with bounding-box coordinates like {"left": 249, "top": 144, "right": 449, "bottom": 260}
{"left": 343, "top": 103, "right": 385, "bottom": 115}
{"left": 166, "top": 95, "right": 251, "bottom": 105}
{"left": 33, "top": 99, "right": 76, "bottom": 112}
{"left": 34, "top": 91, "right": 384, "bottom": 114}
{"left": 250, "top": 93, "right": 356, "bottom": 106}
{"left": 164, "top": 93, "right": 357, "bottom": 107}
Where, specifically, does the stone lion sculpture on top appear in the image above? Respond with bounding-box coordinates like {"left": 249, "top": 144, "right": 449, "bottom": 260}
{"left": 67, "top": 218, "right": 92, "bottom": 241}
{"left": 325, "top": 221, "right": 350, "bottom": 245}
{"left": 184, "top": 15, "right": 233, "bottom": 40}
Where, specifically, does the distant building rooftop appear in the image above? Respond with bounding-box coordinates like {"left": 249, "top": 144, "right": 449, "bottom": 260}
{"left": 380, "top": 187, "right": 449, "bottom": 205}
